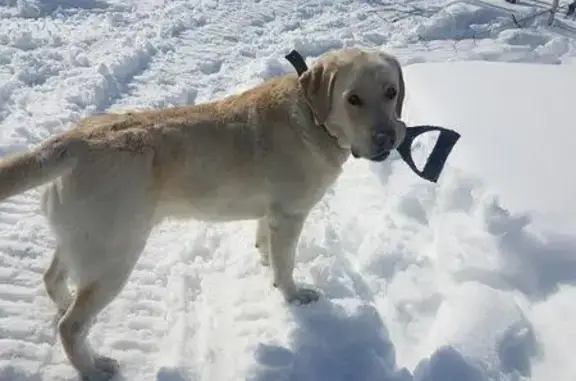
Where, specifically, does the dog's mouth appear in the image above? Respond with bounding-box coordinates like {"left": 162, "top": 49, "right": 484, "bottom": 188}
{"left": 351, "top": 149, "right": 391, "bottom": 162}
{"left": 368, "top": 149, "right": 391, "bottom": 162}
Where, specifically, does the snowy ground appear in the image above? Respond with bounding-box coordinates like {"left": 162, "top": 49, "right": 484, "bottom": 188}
{"left": 1, "top": 0, "right": 576, "bottom": 380}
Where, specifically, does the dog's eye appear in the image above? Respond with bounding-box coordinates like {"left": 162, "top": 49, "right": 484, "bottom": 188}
{"left": 385, "top": 86, "right": 397, "bottom": 100}
{"left": 347, "top": 94, "right": 363, "bottom": 107}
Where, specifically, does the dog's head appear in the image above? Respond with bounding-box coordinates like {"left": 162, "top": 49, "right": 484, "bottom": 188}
{"left": 298, "top": 48, "right": 406, "bottom": 161}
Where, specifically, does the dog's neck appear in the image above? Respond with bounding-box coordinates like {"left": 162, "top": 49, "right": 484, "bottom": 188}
{"left": 294, "top": 97, "right": 350, "bottom": 168}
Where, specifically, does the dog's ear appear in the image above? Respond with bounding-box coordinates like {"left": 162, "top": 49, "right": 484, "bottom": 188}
{"left": 395, "top": 61, "right": 405, "bottom": 119}
{"left": 298, "top": 61, "right": 337, "bottom": 125}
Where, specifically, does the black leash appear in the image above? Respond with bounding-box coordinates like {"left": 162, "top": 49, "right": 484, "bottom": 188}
{"left": 285, "top": 49, "right": 461, "bottom": 183}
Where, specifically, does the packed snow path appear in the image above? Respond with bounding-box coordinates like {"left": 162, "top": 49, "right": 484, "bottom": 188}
{"left": 1, "top": 0, "right": 576, "bottom": 380}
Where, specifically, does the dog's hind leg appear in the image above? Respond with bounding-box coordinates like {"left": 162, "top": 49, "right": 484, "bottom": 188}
{"left": 58, "top": 248, "right": 141, "bottom": 381}
{"left": 43, "top": 148, "right": 157, "bottom": 379}
{"left": 255, "top": 217, "right": 270, "bottom": 266}
{"left": 43, "top": 246, "right": 72, "bottom": 319}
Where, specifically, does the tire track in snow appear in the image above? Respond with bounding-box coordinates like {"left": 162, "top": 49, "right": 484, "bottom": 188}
{"left": 100, "top": 223, "right": 221, "bottom": 381}
{"left": 0, "top": 0, "right": 231, "bottom": 377}
{"left": 0, "top": 0, "right": 203, "bottom": 152}
{"left": 0, "top": 2, "right": 211, "bottom": 380}
{"left": 0, "top": 3, "right": 139, "bottom": 141}
{"left": 0, "top": 190, "right": 63, "bottom": 381}
{"left": 111, "top": 0, "right": 397, "bottom": 111}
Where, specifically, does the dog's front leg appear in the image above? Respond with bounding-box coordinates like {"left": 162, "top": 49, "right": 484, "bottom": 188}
{"left": 268, "top": 208, "right": 319, "bottom": 304}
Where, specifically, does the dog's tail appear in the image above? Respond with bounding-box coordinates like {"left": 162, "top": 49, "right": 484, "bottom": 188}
{"left": 0, "top": 136, "right": 80, "bottom": 201}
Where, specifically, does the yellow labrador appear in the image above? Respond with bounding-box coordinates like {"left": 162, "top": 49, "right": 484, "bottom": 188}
{"left": 0, "top": 47, "right": 406, "bottom": 379}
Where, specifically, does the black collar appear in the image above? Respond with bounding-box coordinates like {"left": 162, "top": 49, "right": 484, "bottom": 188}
{"left": 285, "top": 49, "right": 336, "bottom": 139}
{"left": 285, "top": 50, "right": 309, "bottom": 76}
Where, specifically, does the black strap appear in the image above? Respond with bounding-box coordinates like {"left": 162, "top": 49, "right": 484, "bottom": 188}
{"left": 285, "top": 50, "right": 308, "bottom": 76}
{"left": 284, "top": 49, "right": 461, "bottom": 183}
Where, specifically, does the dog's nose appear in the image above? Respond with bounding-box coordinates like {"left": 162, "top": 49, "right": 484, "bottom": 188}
{"left": 373, "top": 129, "right": 396, "bottom": 149}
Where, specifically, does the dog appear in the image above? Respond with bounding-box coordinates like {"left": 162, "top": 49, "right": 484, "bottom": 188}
{"left": 0, "top": 47, "right": 406, "bottom": 380}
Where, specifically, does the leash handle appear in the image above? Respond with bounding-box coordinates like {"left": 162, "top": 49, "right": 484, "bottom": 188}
{"left": 397, "top": 126, "right": 461, "bottom": 183}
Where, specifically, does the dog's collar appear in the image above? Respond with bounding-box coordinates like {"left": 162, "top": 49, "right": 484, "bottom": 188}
{"left": 285, "top": 50, "right": 309, "bottom": 77}
{"left": 285, "top": 50, "right": 347, "bottom": 152}
{"left": 285, "top": 50, "right": 328, "bottom": 130}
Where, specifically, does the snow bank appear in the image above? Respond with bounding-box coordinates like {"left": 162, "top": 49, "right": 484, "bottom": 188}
{"left": 401, "top": 60, "right": 576, "bottom": 236}
{"left": 361, "top": 58, "right": 576, "bottom": 381}
{"left": 415, "top": 282, "right": 536, "bottom": 380}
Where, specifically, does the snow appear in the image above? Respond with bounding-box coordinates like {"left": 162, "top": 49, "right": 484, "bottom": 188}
{"left": 401, "top": 60, "right": 576, "bottom": 236}
{"left": 0, "top": 0, "right": 576, "bottom": 380}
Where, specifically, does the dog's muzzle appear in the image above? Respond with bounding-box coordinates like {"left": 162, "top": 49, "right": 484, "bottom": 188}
{"left": 367, "top": 127, "right": 397, "bottom": 162}
{"left": 373, "top": 129, "right": 397, "bottom": 150}
{"left": 350, "top": 128, "right": 397, "bottom": 162}
{"left": 351, "top": 148, "right": 390, "bottom": 161}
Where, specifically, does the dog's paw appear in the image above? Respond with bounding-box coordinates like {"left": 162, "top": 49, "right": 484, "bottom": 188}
{"left": 81, "top": 356, "right": 120, "bottom": 381}
{"left": 255, "top": 243, "right": 270, "bottom": 267}
{"left": 287, "top": 287, "right": 320, "bottom": 305}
